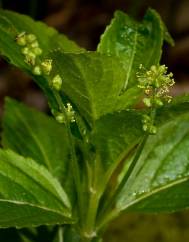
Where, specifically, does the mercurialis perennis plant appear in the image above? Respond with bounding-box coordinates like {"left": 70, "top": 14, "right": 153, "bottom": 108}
{"left": 0, "top": 7, "right": 189, "bottom": 242}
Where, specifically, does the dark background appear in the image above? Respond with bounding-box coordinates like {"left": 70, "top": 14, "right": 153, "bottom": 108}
{"left": 0, "top": 0, "right": 189, "bottom": 241}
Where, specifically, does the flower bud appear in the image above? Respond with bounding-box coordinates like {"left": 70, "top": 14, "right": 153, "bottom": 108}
{"left": 143, "top": 97, "right": 151, "bottom": 107}
{"left": 32, "top": 47, "right": 42, "bottom": 56}
{"left": 16, "top": 32, "right": 27, "bottom": 46}
{"left": 33, "top": 66, "right": 42, "bottom": 75}
{"left": 41, "top": 59, "right": 52, "bottom": 75}
{"left": 21, "top": 47, "right": 29, "bottom": 55}
{"left": 26, "top": 34, "right": 37, "bottom": 43}
{"left": 51, "top": 75, "right": 62, "bottom": 91}
{"left": 30, "top": 41, "right": 39, "bottom": 48}
{"left": 55, "top": 113, "right": 65, "bottom": 123}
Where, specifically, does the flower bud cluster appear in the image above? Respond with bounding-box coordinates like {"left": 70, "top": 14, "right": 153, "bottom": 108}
{"left": 16, "top": 31, "right": 74, "bottom": 123}
{"left": 16, "top": 31, "right": 63, "bottom": 90}
{"left": 137, "top": 65, "right": 175, "bottom": 108}
{"left": 142, "top": 114, "right": 157, "bottom": 134}
{"left": 16, "top": 32, "right": 42, "bottom": 66}
{"left": 50, "top": 74, "right": 62, "bottom": 91}
{"left": 53, "top": 103, "right": 75, "bottom": 124}
{"left": 137, "top": 64, "right": 175, "bottom": 134}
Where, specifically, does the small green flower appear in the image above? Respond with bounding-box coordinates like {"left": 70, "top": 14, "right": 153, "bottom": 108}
{"left": 66, "top": 103, "right": 75, "bottom": 123}
{"left": 26, "top": 34, "right": 37, "bottom": 43}
{"left": 55, "top": 112, "right": 65, "bottom": 123}
{"left": 21, "top": 47, "right": 30, "bottom": 55}
{"left": 137, "top": 64, "right": 175, "bottom": 107}
{"left": 32, "top": 47, "right": 42, "bottom": 56}
{"left": 16, "top": 32, "right": 27, "bottom": 46}
{"left": 41, "top": 59, "right": 52, "bottom": 75}
{"left": 51, "top": 74, "right": 62, "bottom": 91}
{"left": 33, "top": 66, "right": 42, "bottom": 75}
{"left": 142, "top": 114, "right": 157, "bottom": 134}
{"left": 29, "top": 41, "right": 39, "bottom": 48}
{"left": 137, "top": 64, "right": 175, "bottom": 134}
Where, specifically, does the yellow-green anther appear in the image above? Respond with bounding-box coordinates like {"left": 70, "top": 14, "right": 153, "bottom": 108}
{"left": 66, "top": 103, "right": 75, "bottom": 123}
{"left": 41, "top": 59, "right": 52, "bottom": 75}
{"left": 26, "top": 34, "right": 37, "bottom": 43}
{"left": 55, "top": 113, "right": 65, "bottom": 123}
{"left": 33, "top": 66, "right": 42, "bottom": 75}
{"left": 51, "top": 75, "right": 62, "bottom": 91}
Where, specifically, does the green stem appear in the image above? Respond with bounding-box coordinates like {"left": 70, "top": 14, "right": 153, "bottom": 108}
{"left": 84, "top": 191, "right": 99, "bottom": 237}
{"left": 82, "top": 156, "right": 103, "bottom": 240}
{"left": 58, "top": 226, "right": 63, "bottom": 242}
{"left": 53, "top": 91, "right": 82, "bottom": 214}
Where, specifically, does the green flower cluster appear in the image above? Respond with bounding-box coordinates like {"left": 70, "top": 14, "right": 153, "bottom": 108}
{"left": 16, "top": 31, "right": 75, "bottom": 124}
{"left": 53, "top": 103, "right": 75, "bottom": 124}
{"left": 16, "top": 32, "right": 42, "bottom": 66}
{"left": 137, "top": 64, "right": 175, "bottom": 108}
{"left": 137, "top": 64, "right": 175, "bottom": 134}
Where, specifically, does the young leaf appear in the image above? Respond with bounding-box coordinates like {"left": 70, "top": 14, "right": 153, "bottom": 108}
{"left": 0, "top": 149, "right": 73, "bottom": 228}
{"left": 116, "top": 110, "right": 189, "bottom": 213}
{"left": 2, "top": 98, "right": 70, "bottom": 185}
{"left": 97, "top": 9, "right": 171, "bottom": 90}
{"left": 50, "top": 51, "right": 140, "bottom": 125}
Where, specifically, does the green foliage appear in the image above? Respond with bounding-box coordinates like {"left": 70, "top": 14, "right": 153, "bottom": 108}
{"left": 117, "top": 109, "right": 189, "bottom": 212}
{"left": 0, "top": 149, "right": 72, "bottom": 228}
{"left": 2, "top": 98, "right": 71, "bottom": 184}
{"left": 0, "top": 7, "right": 188, "bottom": 242}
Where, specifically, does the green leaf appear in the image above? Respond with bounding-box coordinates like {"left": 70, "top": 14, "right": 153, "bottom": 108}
{"left": 92, "top": 110, "right": 144, "bottom": 174}
{"left": 50, "top": 51, "right": 140, "bottom": 125}
{"left": 117, "top": 109, "right": 189, "bottom": 213}
{"left": 0, "top": 9, "right": 83, "bottom": 58}
{"left": 97, "top": 9, "right": 170, "bottom": 90}
{"left": 2, "top": 98, "right": 70, "bottom": 184}
{"left": 0, "top": 9, "right": 84, "bottom": 110}
{"left": 0, "top": 149, "right": 73, "bottom": 228}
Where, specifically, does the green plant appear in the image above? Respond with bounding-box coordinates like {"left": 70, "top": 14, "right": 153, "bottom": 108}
{"left": 0, "top": 8, "right": 189, "bottom": 242}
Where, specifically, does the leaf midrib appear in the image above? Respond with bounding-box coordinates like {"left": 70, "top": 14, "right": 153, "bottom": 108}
{"left": 123, "top": 23, "right": 138, "bottom": 90}
{"left": 0, "top": 199, "right": 70, "bottom": 219}
{"left": 0, "top": 155, "right": 67, "bottom": 211}
{"left": 120, "top": 175, "right": 189, "bottom": 211}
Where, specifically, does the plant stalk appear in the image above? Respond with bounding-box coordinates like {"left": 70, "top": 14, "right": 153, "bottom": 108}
{"left": 53, "top": 91, "right": 83, "bottom": 215}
